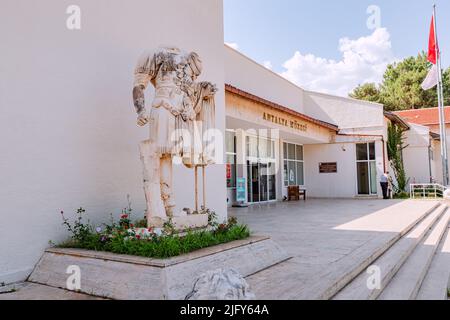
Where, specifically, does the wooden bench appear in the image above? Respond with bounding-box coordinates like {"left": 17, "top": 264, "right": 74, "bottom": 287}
{"left": 287, "top": 186, "right": 307, "bottom": 201}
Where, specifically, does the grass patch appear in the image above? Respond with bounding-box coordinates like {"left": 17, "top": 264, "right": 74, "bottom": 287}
{"left": 57, "top": 205, "right": 250, "bottom": 259}
{"left": 59, "top": 224, "right": 250, "bottom": 259}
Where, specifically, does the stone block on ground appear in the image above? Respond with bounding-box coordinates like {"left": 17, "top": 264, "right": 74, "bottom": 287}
{"left": 186, "top": 269, "right": 255, "bottom": 300}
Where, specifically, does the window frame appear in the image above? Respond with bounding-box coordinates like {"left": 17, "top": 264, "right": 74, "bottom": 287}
{"left": 355, "top": 142, "right": 377, "bottom": 195}
{"left": 283, "top": 142, "right": 305, "bottom": 187}
{"left": 226, "top": 130, "right": 237, "bottom": 189}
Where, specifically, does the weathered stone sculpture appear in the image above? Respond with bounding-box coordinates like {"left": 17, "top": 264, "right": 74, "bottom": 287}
{"left": 185, "top": 269, "right": 256, "bottom": 300}
{"left": 132, "top": 47, "right": 217, "bottom": 229}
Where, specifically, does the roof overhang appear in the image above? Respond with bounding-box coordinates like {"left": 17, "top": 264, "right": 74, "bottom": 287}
{"left": 430, "top": 131, "right": 441, "bottom": 141}
{"left": 384, "top": 112, "right": 410, "bottom": 130}
{"left": 225, "top": 84, "right": 339, "bottom": 132}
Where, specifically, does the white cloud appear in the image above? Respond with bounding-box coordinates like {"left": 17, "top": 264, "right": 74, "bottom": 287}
{"left": 280, "top": 28, "right": 396, "bottom": 97}
{"left": 263, "top": 61, "right": 273, "bottom": 70}
{"left": 225, "top": 42, "right": 239, "bottom": 50}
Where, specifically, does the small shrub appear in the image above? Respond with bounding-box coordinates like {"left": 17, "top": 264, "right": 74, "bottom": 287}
{"left": 57, "top": 206, "right": 250, "bottom": 259}
{"left": 393, "top": 192, "right": 410, "bottom": 199}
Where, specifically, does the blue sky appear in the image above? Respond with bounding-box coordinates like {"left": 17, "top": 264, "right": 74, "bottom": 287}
{"left": 224, "top": 0, "right": 450, "bottom": 96}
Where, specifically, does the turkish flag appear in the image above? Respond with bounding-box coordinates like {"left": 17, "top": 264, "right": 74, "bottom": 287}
{"left": 427, "top": 15, "right": 438, "bottom": 64}
{"left": 422, "top": 14, "right": 440, "bottom": 90}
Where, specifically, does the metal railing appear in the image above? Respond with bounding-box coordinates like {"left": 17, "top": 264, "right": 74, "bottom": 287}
{"left": 410, "top": 184, "right": 446, "bottom": 199}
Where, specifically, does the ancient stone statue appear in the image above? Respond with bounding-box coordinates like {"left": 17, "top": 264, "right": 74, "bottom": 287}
{"left": 132, "top": 46, "right": 217, "bottom": 228}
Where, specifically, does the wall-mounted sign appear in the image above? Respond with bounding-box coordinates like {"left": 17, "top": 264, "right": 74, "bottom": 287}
{"left": 319, "top": 162, "right": 337, "bottom": 173}
{"left": 263, "top": 112, "right": 307, "bottom": 132}
{"left": 236, "top": 178, "right": 247, "bottom": 202}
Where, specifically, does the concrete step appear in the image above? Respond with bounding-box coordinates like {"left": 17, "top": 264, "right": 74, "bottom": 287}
{"left": 378, "top": 209, "right": 450, "bottom": 300}
{"left": 333, "top": 204, "right": 446, "bottom": 300}
{"left": 302, "top": 201, "right": 442, "bottom": 300}
{"left": 416, "top": 222, "right": 450, "bottom": 300}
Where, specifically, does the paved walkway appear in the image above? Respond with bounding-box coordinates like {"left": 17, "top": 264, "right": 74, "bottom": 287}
{"left": 229, "top": 199, "right": 440, "bottom": 299}
{"left": 0, "top": 282, "right": 103, "bottom": 300}
{"left": 1, "top": 199, "right": 440, "bottom": 300}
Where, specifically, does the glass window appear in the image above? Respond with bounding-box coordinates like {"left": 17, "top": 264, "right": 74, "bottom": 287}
{"left": 296, "top": 161, "right": 304, "bottom": 185}
{"left": 288, "top": 144, "right": 296, "bottom": 160}
{"left": 258, "top": 137, "right": 268, "bottom": 158}
{"left": 247, "top": 136, "right": 258, "bottom": 158}
{"left": 226, "top": 130, "right": 237, "bottom": 189}
{"left": 226, "top": 131, "right": 235, "bottom": 154}
{"left": 370, "top": 162, "right": 377, "bottom": 194}
{"left": 284, "top": 160, "right": 289, "bottom": 187}
{"left": 356, "top": 142, "right": 377, "bottom": 195}
{"left": 296, "top": 145, "right": 304, "bottom": 161}
{"left": 357, "top": 162, "right": 369, "bottom": 195}
{"left": 269, "top": 140, "right": 275, "bottom": 159}
{"left": 226, "top": 154, "right": 236, "bottom": 189}
{"left": 356, "top": 143, "right": 368, "bottom": 161}
{"left": 288, "top": 161, "right": 297, "bottom": 186}
{"left": 369, "top": 143, "right": 376, "bottom": 161}
{"left": 283, "top": 142, "right": 305, "bottom": 186}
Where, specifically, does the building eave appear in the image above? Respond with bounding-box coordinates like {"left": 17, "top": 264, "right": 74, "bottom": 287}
{"left": 225, "top": 84, "right": 339, "bottom": 132}
{"left": 384, "top": 111, "right": 410, "bottom": 130}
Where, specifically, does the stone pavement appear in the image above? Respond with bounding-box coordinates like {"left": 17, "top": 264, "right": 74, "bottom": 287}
{"left": 1, "top": 199, "right": 442, "bottom": 300}
{"left": 229, "top": 199, "right": 441, "bottom": 299}
{"left": 0, "top": 282, "right": 103, "bottom": 300}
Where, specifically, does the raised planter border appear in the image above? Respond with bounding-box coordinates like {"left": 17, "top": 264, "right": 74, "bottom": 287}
{"left": 29, "top": 236, "right": 291, "bottom": 300}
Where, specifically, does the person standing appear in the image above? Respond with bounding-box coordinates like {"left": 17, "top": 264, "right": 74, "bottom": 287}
{"left": 380, "top": 172, "right": 390, "bottom": 199}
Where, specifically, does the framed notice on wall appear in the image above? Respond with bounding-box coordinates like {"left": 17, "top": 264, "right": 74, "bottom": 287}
{"left": 319, "top": 162, "right": 337, "bottom": 173}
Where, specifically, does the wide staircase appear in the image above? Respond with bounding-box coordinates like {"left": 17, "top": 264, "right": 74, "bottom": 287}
{"left": 332, "top": 202, "right": 450, "bottom": 300}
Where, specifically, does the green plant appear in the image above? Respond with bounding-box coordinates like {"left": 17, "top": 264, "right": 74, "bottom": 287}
{"left": 163, "top": 219, "right": 175, "bottom": 235}
{"left": 134, "top": 218, "right": 147, "bottom": 228}
{"left": 393, "top": 192, "right": 410, "bottom": 199}
{"left": 387, "top": 123, "right": 410, "bottom": 194}
{"left": 57, "top": 206, "right": 250, "bottom": 259}
{"left": 61, "top": 208, "right": 93, "bottom": 243}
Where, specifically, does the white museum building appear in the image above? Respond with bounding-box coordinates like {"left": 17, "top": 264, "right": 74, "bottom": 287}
{"left": 0, "top": 0, "right": 443, "bottom": 284}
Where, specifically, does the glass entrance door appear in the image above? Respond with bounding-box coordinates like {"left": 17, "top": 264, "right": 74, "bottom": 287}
{"left": 246, "top": 135, "right": 277, "bottom": 203}
{"left": 248, "top": 161, "right": 260, "bottom": 203}
{"left": 356, "top": 143, "right": 377, "bottom": 195}
{"left": 247, "top": 161, "right": 277, "bottom": 203}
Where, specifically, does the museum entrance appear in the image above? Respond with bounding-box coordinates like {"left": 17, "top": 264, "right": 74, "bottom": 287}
{"left": 246, "top": 135, "right": 277, "bottom": 203}
{"left": 247, "top": 161, "right": 276, "bottom": 203}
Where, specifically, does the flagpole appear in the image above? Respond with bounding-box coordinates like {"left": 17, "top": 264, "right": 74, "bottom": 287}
{"left": 433, "top": 4, "right": 449, "bottom": 186}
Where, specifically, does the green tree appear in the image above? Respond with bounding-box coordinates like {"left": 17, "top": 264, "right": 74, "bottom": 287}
{"left": 349, "top": 53, "right": 450, "bottom": 111}
{"left": 349, "top": 83, "right": 381, "bottom": 102}
{"left": 387, "top": 123, "right": 409, "bottom": 194}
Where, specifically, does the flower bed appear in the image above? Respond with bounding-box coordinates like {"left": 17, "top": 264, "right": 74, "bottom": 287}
{"left": 57, "top": 204, "right": 250, "bottom": 259}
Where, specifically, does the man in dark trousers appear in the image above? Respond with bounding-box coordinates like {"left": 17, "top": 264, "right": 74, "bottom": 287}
{"left": 380, "top": 172, "right": 390, "bottom": 199}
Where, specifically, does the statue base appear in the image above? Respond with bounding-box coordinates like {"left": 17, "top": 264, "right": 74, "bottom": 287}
{"left": 148, "top": 213, "right": 209, "bottom": 231}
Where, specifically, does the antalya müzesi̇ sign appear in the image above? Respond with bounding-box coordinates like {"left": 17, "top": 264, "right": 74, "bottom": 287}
{"left": 263, "top": 112, "right": 307, "bottom": 132}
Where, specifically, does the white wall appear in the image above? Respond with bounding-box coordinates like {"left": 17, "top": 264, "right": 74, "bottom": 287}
{"left": 430, "top": 139, "right": 443, "bottom": 184}
{"left": 403, "top": 124, "right": 432, "bottom": 184}
{"left": 304, "top": 144, "right": 357, "bottom": 198}
{"left": 304, "top": 91, "right": 384, "bottom": 134}
{"left": 225, "top": 46, "right": 306, "bottom": 114}
{"left": 304, "top": 141, "right": 384, "bottom": 198}
{"left": 0, "top": 0, "right": 226, "bottom": 284}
